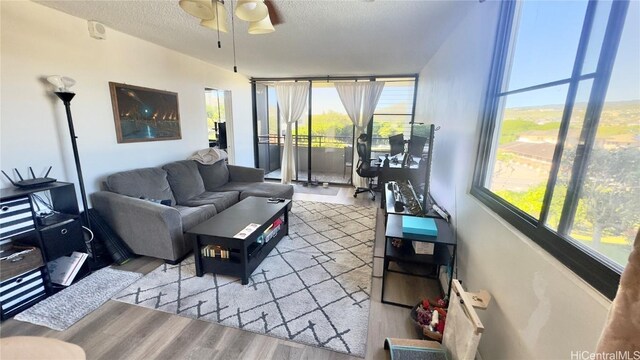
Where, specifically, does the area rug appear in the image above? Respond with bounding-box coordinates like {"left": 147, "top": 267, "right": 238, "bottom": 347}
{"left": 113, "top": 200, "right": 376, "bottom": 357}
{"left": 14, "top": 267, "right": 142, "bottom": 331}
{"left": 293, "top": 184, "right": 341, "bottom": 196}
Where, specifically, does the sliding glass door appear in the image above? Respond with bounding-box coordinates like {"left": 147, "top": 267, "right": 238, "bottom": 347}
{"left": 255, "top": 84, "right": 283, "bottom": 177}
{"left": 310, "top": 81, "right": 354, "bottom": 184}
{"left": 254, "top": 76, "right": 417, "bottom": 185}
{"left": 255, "top": 83, "right": 307, "bottom": 182}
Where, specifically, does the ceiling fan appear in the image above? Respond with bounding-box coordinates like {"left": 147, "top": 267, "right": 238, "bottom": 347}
{"left": 179, "top": 0, "right": 284, "bottom": 34}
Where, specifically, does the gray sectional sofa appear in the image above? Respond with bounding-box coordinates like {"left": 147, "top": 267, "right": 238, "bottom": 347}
{"left": 91, "top": 160, "right": 293, "bottom": 263}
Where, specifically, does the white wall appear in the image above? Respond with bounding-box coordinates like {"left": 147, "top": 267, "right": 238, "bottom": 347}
{"left": 415, "top": 1, "right": 611, "bottom": 358}
{"left": 0, "top": 1, "right": 255, "bottom": 200}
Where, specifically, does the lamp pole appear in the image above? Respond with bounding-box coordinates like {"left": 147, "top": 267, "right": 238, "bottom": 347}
{"left": 55, "top": 91, "right": 91, "bottom": 235}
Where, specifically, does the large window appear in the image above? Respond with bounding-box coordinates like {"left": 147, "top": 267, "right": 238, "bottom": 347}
{"left": 473, "top": 0, "right": 638, "bottom": 299}
{"left": 370, "top": 78, "right": 417, "bottom": 155}
{"left": 253, "top": 76, "right": 418, "bottom": 184}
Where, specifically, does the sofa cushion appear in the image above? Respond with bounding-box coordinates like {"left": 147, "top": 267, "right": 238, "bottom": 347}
{"left": 182, "top": 191, "right": 239, "bottom": 212}
{"left": 175, "top": 204, "right": 217, "bottom": 232}
{"left": 163, "top": 160, "right": 206, "bottom": 205}
{"left": 105, "top": 167, "right": 176, "bottom": 206}
{"left": 198, "top": 161, "right": 230, "bottom": 191}
{"left": 215, "top": 182, "right": 294, "bottom": 200}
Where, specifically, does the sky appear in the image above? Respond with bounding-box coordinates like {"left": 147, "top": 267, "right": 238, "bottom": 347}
{"left": 506, "top": 0, "right": 640, "bottom": 108}
{"left": 312, "top": 87, "right": 345, "bottom": 114}
{"left": 267, "top": 1, "right": 639, "bottom": 113}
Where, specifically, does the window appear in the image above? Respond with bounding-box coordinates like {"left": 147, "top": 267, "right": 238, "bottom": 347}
{"left": 370, "top": 78, "right": 417, "bottom": 156}
{"left": 473, "top": 0, "right": 638, "bottom": 299}
{"left": 253, "top": 76, "right": 418, "bottom": 184}
{"left": 205, "top": 88, "right": 226, "bottom": 141}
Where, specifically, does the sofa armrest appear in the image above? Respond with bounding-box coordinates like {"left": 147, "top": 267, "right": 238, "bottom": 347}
{"left": 91, "top": 191, "right": 185, "bottom": 261}
{"left": 227, "top": 165, "right": 264, "bottom": 183}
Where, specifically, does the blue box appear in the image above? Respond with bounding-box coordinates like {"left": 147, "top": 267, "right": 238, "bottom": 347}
{"left": 402, "top": 216, "right": 438, "bottom": 237}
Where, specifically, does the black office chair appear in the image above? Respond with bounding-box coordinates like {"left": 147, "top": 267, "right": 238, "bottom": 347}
{"left": 388, "top": 134, "right": 405, "bottom": 157}
{"left": 353, "top": 134, "right": 380, "bottom": 200}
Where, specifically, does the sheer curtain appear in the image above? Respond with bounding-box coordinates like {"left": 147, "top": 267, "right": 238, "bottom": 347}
{"left": 275, "top": 82, "right": 309, "bottom": 184}
{"left": 335, "top": 82, "right": 385, "bottom": 188}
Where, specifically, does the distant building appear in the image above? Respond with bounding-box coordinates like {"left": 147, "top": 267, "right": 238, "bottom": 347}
{"left": 501, "top": 141, "right": 556, "bottom": 164}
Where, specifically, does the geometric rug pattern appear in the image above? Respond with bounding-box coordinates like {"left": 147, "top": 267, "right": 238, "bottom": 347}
{"left": 113, "top": 200, "right": 376, "bottom": 357}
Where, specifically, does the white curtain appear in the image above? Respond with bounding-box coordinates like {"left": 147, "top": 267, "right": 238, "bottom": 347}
{"left": 335, "top": 82, "right": 385, "bottom": 188}
{"left": 275, "top": 82, "right": 309, "bottom": 184}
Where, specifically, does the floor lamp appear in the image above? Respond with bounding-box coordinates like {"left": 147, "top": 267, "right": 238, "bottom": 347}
{"left": 47, "top": 76, "right": 96, "bottom": 262}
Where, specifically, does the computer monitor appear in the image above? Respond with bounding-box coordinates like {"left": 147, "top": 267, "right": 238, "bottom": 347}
{"left": 388, "top": 134, "right": 405, "bottom": 157}
{"left": 408, "top": 135, "right": 428, "bottom": 158}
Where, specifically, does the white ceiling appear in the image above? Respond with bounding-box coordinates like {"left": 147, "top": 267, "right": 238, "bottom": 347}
{"left": 35, "top": 0, "right": 473, "bottom": 78}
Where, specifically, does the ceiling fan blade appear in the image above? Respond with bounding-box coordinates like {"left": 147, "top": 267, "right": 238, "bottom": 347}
{"left": 264, "top": 0, "right": 284, "bottom": 25}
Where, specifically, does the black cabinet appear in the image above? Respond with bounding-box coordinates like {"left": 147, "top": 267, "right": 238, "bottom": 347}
{"left": 0, "top": 182, "right": 90, "bottom": 295}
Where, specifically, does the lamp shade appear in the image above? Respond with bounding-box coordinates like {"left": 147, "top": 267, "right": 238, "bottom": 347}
{"left": 201, "top": 16, "right": 228, "bottom": 32}
{"left": 248, "top": 13, "right": 274, "bottom": 34}
{"left": 235, "top": 0, "right": 268, "bottom": 22}
{"left": 47, "top": 75, "right": 76, "bottom": 93}
{"left": 200, "top": 1, "right": 228, "bottom": 32}
{"left": 179, "top": 0, "right": 215, "bottom": 20}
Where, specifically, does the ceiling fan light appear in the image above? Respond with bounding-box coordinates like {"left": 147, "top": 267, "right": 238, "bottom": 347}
{"left": 200, "top": 16, "right": 228, "bottom": 33}
{"left": 248, "top": 14, "right": 274, "bottom": 34}
{"left": 200, "top": 1, "right": 228, "bottom": 32}
{"left": 235, "top": 0, "right": 268, "bottom": 22}
{"left": 179, "top": 0, "right": 215, "bottom": 20}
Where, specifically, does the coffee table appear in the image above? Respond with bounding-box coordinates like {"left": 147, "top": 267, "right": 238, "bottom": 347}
{"left": 187, "top": 196, "right": 291, "bottom": 285}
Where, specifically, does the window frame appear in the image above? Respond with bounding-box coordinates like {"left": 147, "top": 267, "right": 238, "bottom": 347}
{"left": 471, "top": 0, "right": 631, "bottom": 300}
{"left": 250, "top": 75, "right": 419, "bottom": 184}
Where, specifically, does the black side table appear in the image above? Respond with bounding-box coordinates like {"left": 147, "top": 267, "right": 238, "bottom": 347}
{"left": 381, "top": 214, "right": 457, "bottom": 308}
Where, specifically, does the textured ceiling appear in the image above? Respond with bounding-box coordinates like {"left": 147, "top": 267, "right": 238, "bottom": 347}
{"left": 35, "top": 0, "right": 473, "bottom": 78}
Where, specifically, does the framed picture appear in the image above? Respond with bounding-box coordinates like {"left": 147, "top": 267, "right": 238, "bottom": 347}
{"left": 109, "top": 82, "right": 182, "bottom": 143}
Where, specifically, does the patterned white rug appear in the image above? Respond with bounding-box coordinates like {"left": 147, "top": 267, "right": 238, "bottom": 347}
{"left": 113, "top": 200, "right": 376, "bottom": 357}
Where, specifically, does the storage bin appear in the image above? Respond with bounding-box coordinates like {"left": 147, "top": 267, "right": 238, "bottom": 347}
{"left": 0, "top": 247, "right": 44, "bottom": 282}
{"left": 0, "top": 197, "right": 35, "bottom": 247}
{"left": 40, "top": 219, "right": 84, "bottom": 260}
{"left": 0, "top": 268, "right": 46, "bottom": 320}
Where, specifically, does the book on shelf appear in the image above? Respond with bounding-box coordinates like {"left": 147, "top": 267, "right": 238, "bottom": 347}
{"left": 264, "top": 225, "right": 281, "bottom": 243}
{"left": 47, "top": 251, "right": 88, "bottom": 286}
{"left": 201, "top": 245, "right": 230, "bottom": 259}
{"left": 262, "top": 215, "right": 285, "bottom": 244}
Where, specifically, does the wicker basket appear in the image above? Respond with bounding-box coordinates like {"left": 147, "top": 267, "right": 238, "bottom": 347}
{"left": 409, "top": 302, "right": 443, "bottom": 342}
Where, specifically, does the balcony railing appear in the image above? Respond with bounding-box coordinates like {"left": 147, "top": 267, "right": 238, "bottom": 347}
{"left": 257, "top": 134, "right": 394, "bottom": 150}
{"left": 257, "top": 134, "right": 397, "bottom": 183}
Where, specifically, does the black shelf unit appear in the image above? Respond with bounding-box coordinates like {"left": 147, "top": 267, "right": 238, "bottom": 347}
{"left": 0, "top": 182, "right": 90, "bottom": 295}
{"left": 381, "top": 214, "right": 457, "bottom": 308}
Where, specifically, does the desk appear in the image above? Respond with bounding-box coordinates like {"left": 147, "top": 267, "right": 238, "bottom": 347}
{"left": 382, "top": 214, "right": 456, "bottom": 308}
{"left": 377, "top": 165, "right": 423, "bottom": 194}
{"left": 382, "top": 181, "right": 441, "bottom": 218}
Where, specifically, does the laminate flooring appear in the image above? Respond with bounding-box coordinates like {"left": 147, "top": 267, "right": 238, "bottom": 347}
{"left": 0, "top": 185, "right": 441, "bottom": 360}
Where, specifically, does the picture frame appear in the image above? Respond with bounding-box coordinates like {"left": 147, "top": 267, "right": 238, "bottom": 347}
{"left": 109, "top": 82, "right": 182, "bottom": 143}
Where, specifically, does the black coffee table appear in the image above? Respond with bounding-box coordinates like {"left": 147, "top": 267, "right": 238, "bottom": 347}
{"left": 187, "top": 196, "right": 291, "bottom": 285}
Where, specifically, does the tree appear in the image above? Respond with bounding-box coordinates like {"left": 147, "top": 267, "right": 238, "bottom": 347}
{"left": 559, "top": 147, "right": 640, "bottom": 248}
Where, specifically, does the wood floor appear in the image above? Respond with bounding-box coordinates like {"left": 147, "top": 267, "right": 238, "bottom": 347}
{"left": 0, "top": 185, "right": 439, "bottom": 360}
